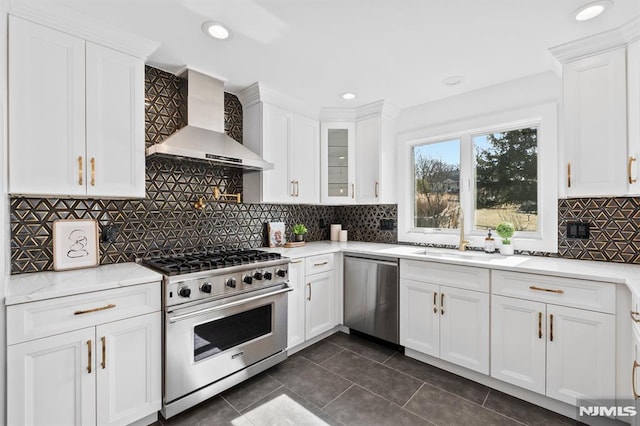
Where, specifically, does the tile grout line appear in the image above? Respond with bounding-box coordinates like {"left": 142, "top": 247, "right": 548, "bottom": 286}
{"left": 321, "top": 383, "right": 356, "bottom": 410}
{"left": 481, "top": 389, "right": 490, "bottom": 407}
{"left": 401, "top": 382, "right": 425, "bottom": 409}
{"left": 219, "top": 394, "right": 256, "bottom": 425}
{"left": 277, "top": 382, "right": 347, "bottom": 426}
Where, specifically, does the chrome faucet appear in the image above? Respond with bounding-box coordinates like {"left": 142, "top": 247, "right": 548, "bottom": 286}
{"left": 458, "top": 206, "right": 471, "bottom": 251}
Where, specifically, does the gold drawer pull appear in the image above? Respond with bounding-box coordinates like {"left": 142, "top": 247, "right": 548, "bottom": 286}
{"left": 307, "top": 283, "right": 311, "bottom": 301}
{"left": 290, "top": 259, "right": 304, "bottom": 264}
{"left": 433, "top": 292, "right": 438, "bottom": 314}
{"left": 90, "top": 157, "right": 96, "bottom": 186}
{"left": 529, "top": 286, "right": 564, "bottom": 294}
{"left": 549, "top": 314, "right": 554, "bottom": 342}
{"left": 633, "top": 360, "right": 640, "bottom": 399}
{"left": 440, "top": 293, "right": 445, "bottom": 315}
{"left": 631, "top": 311, "right": 640, "bottom": 323}
{"left": 74, "top": 303, "right": 116, "bottom": 315}
{"left": 567, "top": 162, "right": 571, "bottom": 188}
{"left": 87, "top": 340, "right": 92, "bottom": 373}
{"left": 351, "top": 183, "right": 355, "bottom": 199}
{"left": 290, "top": 180, "right": 295, "bottom": 197}
{"left": 629, "top": 157, "right": 637, "bottom": 184}
{"left": 375, "top": 181, "right": 379, "bottom": 198}
{"left": 538, "top": 312, "right": 543, "bottom": 339}
{"left": 313, "top": 261, "right": 329, "bottom": 267}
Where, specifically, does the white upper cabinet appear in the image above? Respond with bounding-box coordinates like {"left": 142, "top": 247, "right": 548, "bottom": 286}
{"left": 241, "top": 84, "right": 320, "bottom": 204}
{"left": 562, "top": 49, "right": 628, "bottom": 197}
{"left": 320, "top": 121, "right": 356, "bottom": 204}
{"left": 8, "top": 16, "right": 148, "bottom": 198}
{"left": 551, "top": 19, "right": 640, "bottom": 197}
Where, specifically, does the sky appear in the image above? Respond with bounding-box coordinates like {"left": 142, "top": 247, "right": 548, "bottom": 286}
{"left": 413, "top": 136, "right": 492, "bottom": 166}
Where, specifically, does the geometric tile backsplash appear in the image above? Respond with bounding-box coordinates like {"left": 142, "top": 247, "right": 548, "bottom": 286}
{"left": 9, "top": 66, "right": 640, "bottom": 273}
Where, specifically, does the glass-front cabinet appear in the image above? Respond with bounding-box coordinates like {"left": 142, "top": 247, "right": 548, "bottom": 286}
{"left": 321, "top": 122, "right": 356, "bottom": 204}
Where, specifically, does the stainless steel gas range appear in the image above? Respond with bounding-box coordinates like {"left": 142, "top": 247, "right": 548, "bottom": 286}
{"left": 141, "top": 249, "right": 291, "bottom": 419}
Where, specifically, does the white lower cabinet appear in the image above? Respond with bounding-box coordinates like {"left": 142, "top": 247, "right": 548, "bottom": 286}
{"left": 632, "top": 326, "right": 640, "bottom": 426}
{"left": 492, "top": 287, "right": 615, "bottom": 405}
{"left": 287, "top": 254, "right": 337, "bottom": 350}
{"left": 7, "top": 282, "right": 161, "bottom": 426}
{"left": 399, "top": 260, "right": 490, "bottom": 374}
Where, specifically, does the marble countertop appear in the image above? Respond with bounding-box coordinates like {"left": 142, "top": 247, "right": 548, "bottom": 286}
{"left": 265, "top": 241, "right": 640, "bottom": 297}
{"left": 5, "top": 262, "right": 163, "bottom": 306}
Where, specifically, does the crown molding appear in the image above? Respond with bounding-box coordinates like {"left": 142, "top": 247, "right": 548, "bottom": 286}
{"left": 319, "top": 107, "right": 357, "bottom": 121}
{"left": 550, "top": 15, "right": 640, "bottom": 63}
{"left": 355, "top": 100, "right": 402, "bottom": 121}
{"left": 9, "top": 0, "right": 160, "bottom": 58}
{"left": 237, "top": 82, "right": 320, "bottom": 119}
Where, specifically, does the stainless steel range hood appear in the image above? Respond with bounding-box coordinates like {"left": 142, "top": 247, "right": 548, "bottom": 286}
{"left": 146, "top": 69, "right": 273, "bottom": 171}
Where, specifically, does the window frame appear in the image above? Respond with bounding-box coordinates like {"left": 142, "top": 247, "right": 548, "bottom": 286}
{"left": 398, "top": 103, "right": 558, "bottom": 252}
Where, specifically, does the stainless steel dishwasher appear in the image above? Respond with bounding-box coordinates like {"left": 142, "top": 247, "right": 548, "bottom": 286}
{"left": 344, "top": 255, "right": 399, "bottom": 344}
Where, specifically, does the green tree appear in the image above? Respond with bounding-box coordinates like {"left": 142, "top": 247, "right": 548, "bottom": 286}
{"left": 475, "top": 129, "right": 537, "bottom": 210}
{"left": 414, "top": 155, "right": 459, "bottom": 228}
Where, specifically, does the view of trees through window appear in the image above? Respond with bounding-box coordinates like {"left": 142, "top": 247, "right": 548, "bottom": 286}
{"left": 413, "top": 127, "right": 538, "bottom": 232}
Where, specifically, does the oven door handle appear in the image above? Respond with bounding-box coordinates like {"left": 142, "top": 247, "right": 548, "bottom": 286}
{"left": 168, "top": 286, "right": 292, "bottom": 323}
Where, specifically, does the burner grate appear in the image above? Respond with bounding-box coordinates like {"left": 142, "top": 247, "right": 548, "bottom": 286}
{"left": 141, "top": 249, "right": 282, "bottom": 275}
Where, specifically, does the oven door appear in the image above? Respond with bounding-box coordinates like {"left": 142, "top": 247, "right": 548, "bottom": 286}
{"left": 164, "top": 284, "right": 290, "bottom": 403}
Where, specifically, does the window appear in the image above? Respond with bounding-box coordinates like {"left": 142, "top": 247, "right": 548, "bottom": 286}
{"left": 399, "top": 103, "right": 557, "bottom": 252}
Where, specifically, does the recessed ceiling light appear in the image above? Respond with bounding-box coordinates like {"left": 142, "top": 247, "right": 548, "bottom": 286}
{"left": 202, "top": 21, "right": 232, "bottom": 40}
{"left": 341, "top": 92, "right": 357, "bottom": 100}
{"left": 442, "top": 75, "right": 464, "bottom": 86}
{"left": 573, "top": 0, "right": 612, "bottom": 21}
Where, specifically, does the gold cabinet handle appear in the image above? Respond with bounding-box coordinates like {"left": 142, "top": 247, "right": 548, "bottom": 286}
{"left": 549, "top": 314, "right": 554, "bottom": 342}
{"left": 307, "top": 283, "right": 311, "bottom": 301}
{"left": 87, "top": 340, "right": 92, "bottom": 374}
{"left": 375, "top": 181, "right": 379, "bottom": 198}
{"left": 433, "top": 292, "right": 438, "bottom": 314}
{"left": 631, "top": 311, "right": 640, "bottom": 323}
{"left": 295, "top": 180, "right": 299, "bottom": 197}
{"left": 440, "top": 293, "right": 445, "bottom": 315}
{"left": 290, "top": 180, "right": 296, "bottom": 197}
{"left": 567, "top": 163, "right": 571, "bottom": 188}
{"left": 633, "top": 361, "right": 640, "bottom": 399}
{"left": 290, "top": 259, "right": 304, "bottom": 264}
{"left": 313, "top": 261, "right": 329, "bottom": 267}
{"left": 78, "top": 156, "right": 83, "bottom": 185}
{"left": 351, "top": 183, "right": 355, "bottom": 199}
{"left": 90, "top": 157, "right": 95, "bottom": 186}
{"left": 529, "top": 286, "right": 564, "bottom": 294}
{"left": 629, "top": 157, "right": 637, "bottom": 184}
{"left": 101, "top": 336, "right": 106, "bottom": 369}
{"left": 538, "top": 312, "right": 543, "bottom": 339}
{"left": 74, "top": 303, "right": 116, "bottom": 315}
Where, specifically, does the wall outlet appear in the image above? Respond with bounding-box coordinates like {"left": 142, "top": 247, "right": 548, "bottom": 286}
{"left": 566, "top": 221, "right": 590, "bottom": 239}
{"left": 102, "top": 225, "right": 119, "bottom": 243}
{"left": 380, "top": 218, "right": 395, "bottom": 231}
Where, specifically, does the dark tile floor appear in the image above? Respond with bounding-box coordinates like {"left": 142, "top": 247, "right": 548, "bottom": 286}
{"left": 158, "top": 332, "right": 581, "bottom": 426}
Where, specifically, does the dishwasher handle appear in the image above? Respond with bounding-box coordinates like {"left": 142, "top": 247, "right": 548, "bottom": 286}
{"left": 344, "top": 255, "right": 398, "bottom": 267}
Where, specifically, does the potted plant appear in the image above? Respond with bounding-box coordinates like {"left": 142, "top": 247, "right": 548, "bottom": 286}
{"left": 496, "top": 222, "right": 515, "bottom": 255}
{"left": 292, "top": 224, "right": 308, "bottom": 242}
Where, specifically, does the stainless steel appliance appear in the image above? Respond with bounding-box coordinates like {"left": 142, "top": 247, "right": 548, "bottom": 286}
{"left": 343, "top": 255, "right": 399, "bottom": 344}
{"left": 141, "top": 249, "right": 290, "bottom": 419}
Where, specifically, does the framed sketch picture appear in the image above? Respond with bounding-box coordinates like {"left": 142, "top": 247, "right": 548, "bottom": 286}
{"left": 53, "top": 219, "right": 100, "bottom": 271}
{"left": 267, "top": 222, "right": 286, "bottom": 247}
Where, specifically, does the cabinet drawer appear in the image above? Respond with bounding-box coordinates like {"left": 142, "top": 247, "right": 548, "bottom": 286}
{"left": 305, "top": 253, "right": 334, "bottom": 275}
{"left": 400, "top": 259, "right": 490, "bottom": 293}
{"left": 7, "top": 282, "right": 160, "bottom": 345}
{"left": 491, "top": 270, "right": 615, "bottom": 313}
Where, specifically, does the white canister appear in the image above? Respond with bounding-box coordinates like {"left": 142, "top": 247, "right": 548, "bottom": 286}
{"left": 339, "top": 230, "right": 348, "bottom": 242}
{"left": 330, "top": 224, "right": 342, "bottom": 241}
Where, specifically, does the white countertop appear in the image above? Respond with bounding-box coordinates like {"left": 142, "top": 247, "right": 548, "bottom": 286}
{"left": 265, "top": 241, "right": 640, "bottom": 297}
{"left": 5, "top": 262, "right": 163, "bottom": 306}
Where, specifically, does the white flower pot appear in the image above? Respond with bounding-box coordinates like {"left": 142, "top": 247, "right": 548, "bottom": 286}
{"left": 500, "top": 244, "right": 514, "bottom": 256}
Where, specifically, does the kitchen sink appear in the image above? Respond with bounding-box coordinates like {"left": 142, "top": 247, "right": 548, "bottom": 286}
{"left": 408, "top": 248, "right": 530, "bottom": 266}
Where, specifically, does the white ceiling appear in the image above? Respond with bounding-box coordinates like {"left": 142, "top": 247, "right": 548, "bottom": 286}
{"left": 32, "top": 0, "right": 640, "bottom": 109}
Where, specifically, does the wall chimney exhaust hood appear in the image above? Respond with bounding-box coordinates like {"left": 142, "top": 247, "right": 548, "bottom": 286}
{"left": 146, "top": 69, "right": 273, "bottom": 171}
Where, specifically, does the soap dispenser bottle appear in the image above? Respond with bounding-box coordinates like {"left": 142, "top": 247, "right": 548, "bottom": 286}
{"left": 484, "top": 229, "right": 495, "bottom": 253}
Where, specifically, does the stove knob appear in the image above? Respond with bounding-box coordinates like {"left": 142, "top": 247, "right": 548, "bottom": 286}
{"left": 200, "top": 282, "right": 212, "bottom": 293}
{"left": 276, "top": 269, "right": 287, "bottom": 278}
{"left": 264, "top": 271, "right": 273, "bottom": 280}
{"left": 178, "top": 287, "right": 191, "bottom": 298}
{"left": 226, "top": 278, "right": 237, "bottom": 288}
{"left": 244, "top": 275, "right": 253, "bottom": 284}
{"left": 253, "top": 272, "right": 263, "bottom": 280}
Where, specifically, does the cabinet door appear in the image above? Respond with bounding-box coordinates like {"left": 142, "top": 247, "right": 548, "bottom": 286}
{"left": 305, "top": 271, "right": 334, "bottom": 339}
{"left": 9, "top": 16, "right": 86, "bottom": 196}
{"left": 399, "top": 278, "right": 439, "bottom": 357}
{"left": 546, "top": 304, "right": 615, "bottom": 405}
{"left": 264, "top": 104, "right": 293, "bottom": 203}
{"left": 290, "top": 114, "right": 320, "bottom": 203}
{"left": 439, "top": 286, "right": 489, "bottom": 374}
{"left": 564, "top": 49, "right": 627, "bottom": 196}
{"left": 86, "top": 43, "right": 145, "bottom": 198}
{"left": 96, "top": 312, "right": 161, "bottom": 426}
{"left": 321, "top": 122, "right": 356, "bottom": 204}
{"left": 632, "top": 326, "right": 640, "bottom": 426}
{"left": 628, "top": 41, "right": 640, "bottom": 194}
{"left": 7, "top": 327, "right": 96, "bottom": 426}
{"left": 355, "top": 117, "right": 380, "bottom": 204}
{"left": 287, "top": 259, "right": 306, "bottom": 349}
{"left": 491, "top": 295, "right": 546, "bottom": 395}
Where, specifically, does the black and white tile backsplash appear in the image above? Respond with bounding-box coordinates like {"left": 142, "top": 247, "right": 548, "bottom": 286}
{"left": 9, "top": 67, "right": 640, "bottom": 273}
